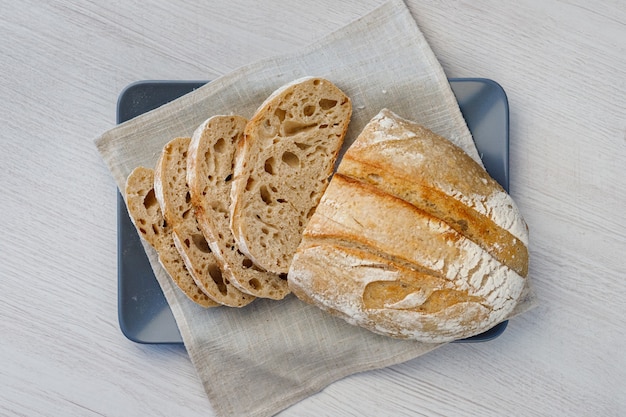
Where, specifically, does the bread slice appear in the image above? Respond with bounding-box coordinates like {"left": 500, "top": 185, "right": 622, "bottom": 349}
{"left": 288, "top": 109, "right": 528, "bottom": 342}
{"left": 153, "top": 137, "right": 255, "bottom": 307}
{"left": 187, "top": 116, "right": 290, "bottom": 299}
{"left": 124, "top": 166, "right": 218, "bottom": 308}
{"left": 229, "top": 77, "right": 352, "bottom": 274}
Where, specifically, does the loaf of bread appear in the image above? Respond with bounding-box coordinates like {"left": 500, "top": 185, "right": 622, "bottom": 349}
{"left": 288, "top": 109, "right": 529, "bottom": 342}
{"left": 124, "top": 166, "right": 218, "bottom": 308}
{"left": 153, "top": 137, "right": 255, "bottom": 307}
{"left": 229, "top": 77, "right": 352, "bottom": 274}
{"left": 187, "top": 116, "right": 290, "bottom": 300}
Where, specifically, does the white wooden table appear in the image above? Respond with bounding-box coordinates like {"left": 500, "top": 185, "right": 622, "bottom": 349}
{"left": 2, "top": 1, "right": 625, "bottom": 415}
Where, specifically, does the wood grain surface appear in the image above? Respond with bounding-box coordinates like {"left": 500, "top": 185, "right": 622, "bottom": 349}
{"left": 2, "top": 0, "right": 625, "bottom": 416}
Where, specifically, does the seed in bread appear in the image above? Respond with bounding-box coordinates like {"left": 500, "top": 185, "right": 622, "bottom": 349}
{"left": 124, "top": 166, "right": 218, "bottom": 308}
{"left": 187, "top": 115, "right": 290, "bottom": 300}
{"left": 229, "top": 77, "right": 352, "bottom": 274}
{"left": 154, "top": 137, "right": 255, "bottom": 307}
{"left": 288, "top": 109, "right": 528, "bottom": 342}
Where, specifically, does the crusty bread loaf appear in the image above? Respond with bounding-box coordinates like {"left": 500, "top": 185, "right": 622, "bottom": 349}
{"left": 153, "top": 137, "right": 255, "bottom": 307}
{"left": 187, "top": 115, "right": 290, "bottom": 299}
{"left": 288, "top": 109, "right": 528, "bottom": 342}
{"left": 124, "top": 166, "right": 218, "bottom": 308}
{"left": 229, "top": 77, "right": 352, "bottom": 274}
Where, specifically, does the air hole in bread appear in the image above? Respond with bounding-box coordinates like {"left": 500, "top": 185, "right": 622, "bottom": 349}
{"left": 214, "top": 138, "right": 226, "bottom": 153}
{"left": 246, "top": 177, "right": 256, "bottom": 191}
{"left": 240, "top": 255, "right": 264, "bottom": 272}
{"left": 261, "top": 119, "right": 276, "bottom": 138}
{"left": 313, "top": 79, "right": 320, "bottom": 86}
{"left": 139, "top": 227, "right": 147, "bottom": 235}
{"left": 185, "top": 191, "right": 191, "bottom": 204}
{"left": 277, "top": 198, "right": 286, "bottom": 203}
{"left": 143, "top": 189, "right": 158, "bottom": 209}
{"left": 182, "top": 208, "right": 192, "bottom": 219}
{"left": 224, "top": 174, "right": 232, "bottom": 182}
{"left": 192, "top": 234, "right": 211, "bottom": 253}
{"left": 248, "top": 278, "right": 261, "bottom": 290}
{"left": 319, "top": 124, "right": 328, "bottom": 129}
{"left": 138, "top": 219, "right": 146, "bottom": 225}
{"left": 207, "top": 263, "right": 227, "bottom": 295}
{"left": 319, "top": 98, "right": 338, "bottom": 110}
{"left": 281, "top": 151, "right": 300, "bottom": 168}
{"left": 264, "top": 157, "right": 276, "bottom": 175}
{"left": 283, "top": 121, "right": 316, "bottom": 136}
{"left": 274, "top": 108, "right": 286, "bottom": 122}
{"left": 306, "top": 206, "right": 316, "bottom": 219}
{"left": 303, "top": 105, "right": 315, "bottom": 117}
{"left": 259, "top": 185, "right": 272, "bottom": 205}
{"left": 151, "top": 224, "right": 159, "bottom": 235}
{"left": 261, "top": 227, "right": 269, "bottom": 235}
{"left": 294, "top": 142, "right": 311, "bottom": 150}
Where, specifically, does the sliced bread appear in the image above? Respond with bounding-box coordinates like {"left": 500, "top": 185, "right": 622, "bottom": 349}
{"left": 229, "top": 77, "right": 352, "bottom": 274}
{"left": 188, "top": 116, "right": 290, "bottom": 299}
{"left": 124, "top": 166, "right": 218, "bottom": 308}
{"left": 153, "top": 137, "right": 255, "bottom": 307}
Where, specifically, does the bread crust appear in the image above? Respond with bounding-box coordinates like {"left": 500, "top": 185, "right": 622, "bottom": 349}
{"left": 288, "top": 109, "right": 528, "bottom": 342}
{"left": 338, "top": 109, "right": 528, "bottom": 276}
{"left": 229, "top": 77, "right": 352, "bottom": 274}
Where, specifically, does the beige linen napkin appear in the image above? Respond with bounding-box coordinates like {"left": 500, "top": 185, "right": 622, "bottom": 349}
{"left": 95, "top": 0, "right": 536, "bottom": 416}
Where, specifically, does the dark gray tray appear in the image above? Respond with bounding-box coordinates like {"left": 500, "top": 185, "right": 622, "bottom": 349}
{"left": 117, "top": 78, "right": 510, "bottom": 344}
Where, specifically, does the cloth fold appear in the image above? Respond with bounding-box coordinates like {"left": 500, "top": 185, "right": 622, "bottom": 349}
{"left": 95, "top": 1, "right": 536, "bottom": 416}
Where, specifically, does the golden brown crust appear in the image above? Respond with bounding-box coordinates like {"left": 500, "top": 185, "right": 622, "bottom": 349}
{"left": 288, "top": 109, "right": 528, "bottom": 342}
{"left": 339, "top": 156, "right": 528, "bottom": 277}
